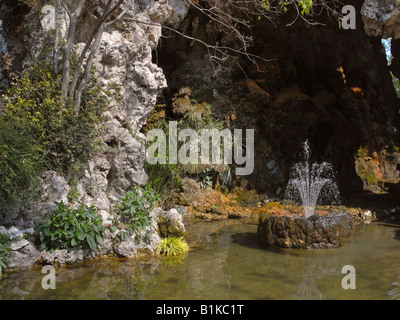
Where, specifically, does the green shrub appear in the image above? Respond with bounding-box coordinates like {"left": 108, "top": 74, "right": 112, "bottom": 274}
{"left": 0, "top": 123, "right": 43, "bottom": 207}
{"left": 180, "top": 104, "right": 224, "bottom": 132}
{"left": 0, "top": 61, "right": 109, "bottom": 175}
{"left": 0, "top": 60, "right": 110, "bottom": 213}
{"left": 155, "top": 236, "right": 189, "bottom": 257}
{"left": 35, "top": 202, "right": 105, "bottom": 252}
{"left": 0, "top": 243, "right": 11, "bottom": 277}
{"left": 112, "top": 184, "right": 160, "bottom": 239}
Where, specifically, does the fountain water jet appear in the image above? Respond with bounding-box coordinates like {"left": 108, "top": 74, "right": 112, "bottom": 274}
{"left": 285, "top": 140, "right": 341, "bottom": 218}
{"left": 257, "top": 141, "right": 354, "bottom": 249}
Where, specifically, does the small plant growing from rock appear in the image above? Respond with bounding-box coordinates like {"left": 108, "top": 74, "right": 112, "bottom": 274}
{"left": 112, "top": 184, "right": 160, "bottom": 240}
{"left": 35, "top": 202, "right": 105, "bottom": 252}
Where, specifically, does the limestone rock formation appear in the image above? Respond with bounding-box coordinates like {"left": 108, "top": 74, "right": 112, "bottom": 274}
{"left": 361, "top": 0, "right": 400, "bottom": 39}
{"left": 78, "top": 0, "right": 185, "bottom": 220}
{"left": 1, "top": 0, "right": 400, "bottom": 267}
{"left": 0, "top": 0, "right": 189, "bottom": 225}
{"left": 154, "top": 208, "right": 186, "bottom": 237}
{"left": 355, "top": 147, "right": 400, "bottom": 193}
{"left": 0, "top": 0, "right": 189, "bottom": 267}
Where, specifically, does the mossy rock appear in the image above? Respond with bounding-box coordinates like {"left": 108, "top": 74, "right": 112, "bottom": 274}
{"left": 259, "top": 202, "right": 291, "bottom": 216}
{"left": 257, "top": 211, "right": 354, "bottom": 249}
{"left": 172, "top": 97, "right": 192, "bottom": 116}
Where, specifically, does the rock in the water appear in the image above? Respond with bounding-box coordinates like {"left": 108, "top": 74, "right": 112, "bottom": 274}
{"left": 39, "top": 248, "right": 95, "bottom": 266}
{"left": 257, "top": 212, "right": 354, "bottom": 249}
{"left": 8, "top": 243, "right": 40, "bottom": 269}
{"left": 113, "top": 228, "right": 161, "bottom": 258}
{"left": 151, "top": 208, "right": 186, "bottom": 237}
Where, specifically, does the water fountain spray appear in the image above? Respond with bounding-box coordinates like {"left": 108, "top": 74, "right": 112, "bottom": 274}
{"left": 285, "top": 140, "right": 341, "bottom": 218}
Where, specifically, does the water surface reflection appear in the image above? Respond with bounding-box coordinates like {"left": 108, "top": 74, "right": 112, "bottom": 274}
{"left": 1, "top": 222, "right": 400, "bottom": 300}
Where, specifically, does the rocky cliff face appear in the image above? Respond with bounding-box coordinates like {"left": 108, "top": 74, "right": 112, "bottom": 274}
{"left": 0, "top": 0, "right": 190, "bottom": 267}
{"left": 0, "top": 0, "right": 399, "bottom": 225}
{"left": 361, "top": 0, "right": 400, "bottom": 39}
{"left": 361, "top": 0, "right": 400, "bottom": 85}
{"left": 0, "top": 0, "right": 189, "bottom": 224}
{"left": 80, "top": 0, "right": 188, "bottom": 223}
{"left": 357, "top": 0, "right": 400, "bottom": 194}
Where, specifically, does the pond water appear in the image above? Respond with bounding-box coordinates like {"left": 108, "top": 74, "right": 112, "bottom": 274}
{"left": 1, "top": 221, "right": 400, "bottom": 300}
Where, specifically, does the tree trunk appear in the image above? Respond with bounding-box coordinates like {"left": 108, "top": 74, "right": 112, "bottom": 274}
{"left": 60, "top": 0, "right": 86, "bottom": 101}
{"left": 74, "top": 23, "right": 105, "bottom": 114}
{"left": 68, "top": 0, "right": 115, "bottom": 102}
{"left": 53, "top": 0, "right": 60, "bottom": 74}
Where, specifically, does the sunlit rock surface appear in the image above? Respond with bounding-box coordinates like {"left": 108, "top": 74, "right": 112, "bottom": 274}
{"left": 257, "top": 211, "right": 354, "bottom": 249}
{"left": 361, "top": 0, "right": 400, "bottom": 39}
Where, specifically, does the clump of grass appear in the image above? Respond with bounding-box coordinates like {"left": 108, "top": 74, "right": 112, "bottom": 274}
{"left": 155, "top": 236, "right": 189, "bottom": 257}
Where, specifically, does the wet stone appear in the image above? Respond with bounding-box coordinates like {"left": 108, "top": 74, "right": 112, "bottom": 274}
{"left": 257, "top": 211, "right": 355, "bottom": 249}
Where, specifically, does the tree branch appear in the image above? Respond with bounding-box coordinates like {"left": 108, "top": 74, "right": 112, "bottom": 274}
{"left": 105, "top": 0, "right": 135, "bottom": 27}
{"left": 74, "top": 23, "right": 105, "bottom": 113}
{"left": 53, "top": 0, "right": 60, "bottom": 74}
{"left": 68, "top": 0, "right": 114, "bottom": 101}
{"left": 72, "top": 0, "right": 126, "bottom": 113}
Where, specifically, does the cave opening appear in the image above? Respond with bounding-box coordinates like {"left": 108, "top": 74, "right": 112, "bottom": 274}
{"left": 151, "top": 4, "right": 400, "bottom": 204}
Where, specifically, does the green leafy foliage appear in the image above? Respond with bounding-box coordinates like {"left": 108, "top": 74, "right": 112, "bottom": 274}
{"left": 147, "top": 163, "right": 183, "bottom": 205}
{"left": 0, "top": 123, "right": 44, "bottom": 207}
{"left": 0, "top": 243, "right": 11, "bottom": 277}
{"left": 0, "top": 233, "right": 10, "bottom": 245}
{"left": 297, "top": 0, "right": 313, "bottom": 16}
{"left": 0, "top": 61, "right": 110, "bottom": 210}
{"left": 155, "top": 236, "right": 189, "bottom": 257}
{"left": 112, "top": 184, "right": 160, "bottom": 238}
{"left": 1, "top": 61, "right": 109, "bottom": 174}
{"left": 392, "top": 72, "right": 400, "bottom": 99}
{"left": 181, "top": 104, "right": 224, "bottom": 132}
{"left": 146, "top": 105, "right": 225, "bottom": 204}
{"left": 261, "top": 0, "right": 271, "bottom": 11}
{"left": 35, "top": 202, "right": 105, "bottom": 252}
{"left": 260, "top": 0, "right": 312, "bottom": 16}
